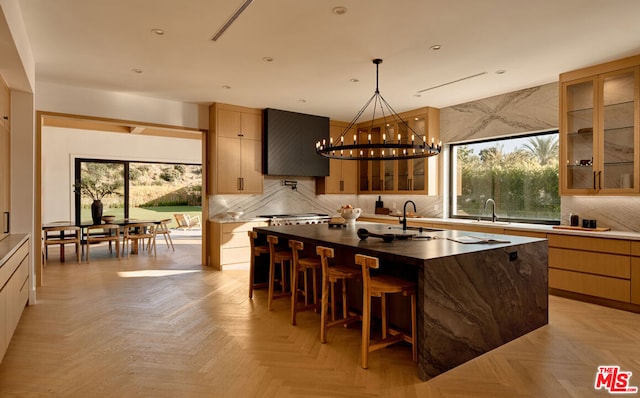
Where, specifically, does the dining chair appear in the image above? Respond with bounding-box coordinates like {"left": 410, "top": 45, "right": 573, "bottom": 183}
{"left": 121, "top": 222, "right": 157, "bottom": 258}
{"left": 155, "top": 218, "right": 174, "bottom": 251}
{"left": 355, "top": 253, "right": 416, "bottom": 369}
{"left": 84, "top": 224, "right": 120, "bottom": 262}
{"left": 42, "top": 225, "right": 81, "bottom": 266}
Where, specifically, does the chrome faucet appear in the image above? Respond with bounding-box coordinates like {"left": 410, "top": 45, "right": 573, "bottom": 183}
{"left": 484, "top": 198, "right": 497, "bottom": 222}
{"left": 401, "top": 200, "right": 417, "bottom": 230}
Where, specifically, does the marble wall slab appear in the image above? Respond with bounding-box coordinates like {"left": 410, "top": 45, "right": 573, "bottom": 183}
{"left": 440, "top": 82, "right": 558, "bottom": 143}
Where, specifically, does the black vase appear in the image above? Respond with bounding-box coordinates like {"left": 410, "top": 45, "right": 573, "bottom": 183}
{"left": 91, "top": 200, "right": 103, "bottom": 225}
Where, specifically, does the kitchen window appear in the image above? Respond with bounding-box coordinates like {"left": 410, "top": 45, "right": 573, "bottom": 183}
{"left": 449, "top": 130, "right": 560, "bottom": 224}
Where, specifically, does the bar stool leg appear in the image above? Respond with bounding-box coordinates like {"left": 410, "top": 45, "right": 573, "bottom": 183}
{"left": 320, "top": 272, "right": 329, "bottom": 344}
{"left": 291, "top": 258, "right": 299, "bottom": 325}
{"left": 330, "top": 282, "right": 336, "bottom": 322}
{"left": 268, "top": 255, "right": 276, "bottom": 311}
{"left": 381, "top": 292, "right": 387, "bottom": 340}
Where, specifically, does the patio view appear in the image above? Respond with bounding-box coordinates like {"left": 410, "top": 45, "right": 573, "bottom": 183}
{"left": 76, "top": 160, "right": 202, "bottom": 229}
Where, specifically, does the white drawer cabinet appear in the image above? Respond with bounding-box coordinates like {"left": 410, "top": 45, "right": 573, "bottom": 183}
{"left": 0, "top": 235, "right": 30, "bottom": 362}
{"left": 209, "top": 221, "right": 268, "bottom": 270}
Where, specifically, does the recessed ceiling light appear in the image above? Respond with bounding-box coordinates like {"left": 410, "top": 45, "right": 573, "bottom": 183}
{"left": 350, "top": 78, "right": 359, "bottom": 83}
{"left": 495, "top": 70, "right": 507, "bottom": 74}
{"left": 131, "top": 68, "right": 143, "bottom": 74}
{"left": 151, "top": 28, "right": 165, "bottom": 36}
{"left": 332, "top": 6, "right": 347, "bottom": 15}
{"left": 222, "top": 85, "right": 231, "bottom": 89}
{"left": 262, "top": 57, "right": 274, "bottom": 62}
{"left": 430, "top": 44, "right": 442, "bottom": 51}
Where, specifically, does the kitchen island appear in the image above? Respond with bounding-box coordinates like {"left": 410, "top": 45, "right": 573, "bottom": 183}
{"left": 254, "top": 222, "right": 548, "bottom": 380}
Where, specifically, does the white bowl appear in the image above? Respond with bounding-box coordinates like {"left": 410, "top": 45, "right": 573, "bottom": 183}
{"left": 227, "top": 211, "right": 243, "bottom": 221}
{"left": 337, "top": 208, "right": 361, "bottom": 225}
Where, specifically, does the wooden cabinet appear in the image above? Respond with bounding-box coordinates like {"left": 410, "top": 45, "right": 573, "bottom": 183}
{"left": 1, "top": 236, "right": 29, "bottom": 362}
{"left": 560, "top": 55, "right": 640, "bottom": 195}
{"left": 357, "top": 107, "right": 439, "bottom": 194}
{"left": 0, "top": 77, "right": 9, "bottom": 239}
{"left": 548, "top": 234, "right": 633, "bottom": 303}
{"left": 209, "top": 103, "right": 263, "bottom": 194}
{"left": 315, "top": 121, "right": 357, "bottom": 194}
{"left": 209, "top": 220, "right": 267, "bottom": 270}
{"left": 631, "top": 241, "right": 640, "bottom": 305}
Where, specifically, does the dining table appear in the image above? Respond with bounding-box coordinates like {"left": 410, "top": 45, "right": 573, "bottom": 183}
{"left": 42, "top": 219, "right": 162, "bottom": 260}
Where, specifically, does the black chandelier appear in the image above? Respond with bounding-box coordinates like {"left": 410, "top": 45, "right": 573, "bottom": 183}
{"left": 315, "top": 58, "right": 441, "bottom": 161}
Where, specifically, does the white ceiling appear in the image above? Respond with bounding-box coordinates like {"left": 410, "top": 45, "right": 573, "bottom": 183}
{"left": 17, "top": 0, "right": 640, "bottom": 121}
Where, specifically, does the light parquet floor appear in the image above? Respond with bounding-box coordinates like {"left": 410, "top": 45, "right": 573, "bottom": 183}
{"left": 1, "top": 236, "right": 639, "bottom": 397}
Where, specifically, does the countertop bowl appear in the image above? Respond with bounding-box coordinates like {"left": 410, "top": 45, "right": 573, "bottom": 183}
{"left": 338, "top": 207, "right": 361, "bottom": 225}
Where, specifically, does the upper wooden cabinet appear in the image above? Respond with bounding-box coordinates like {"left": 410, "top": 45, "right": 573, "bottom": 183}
{"left": 560, "top": 55, "right": 640, "bottom": 195}
{"left": 315, "top": 120, "right": 358, "bottom": 194}
{"left": 209, "top": 103, "right": 263, "bottom": 194}
{"left": 356, "top": 107, "right": 439, "bottom": 195}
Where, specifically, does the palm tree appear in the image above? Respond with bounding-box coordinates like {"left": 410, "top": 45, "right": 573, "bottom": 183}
{"left": 479, "top": 144, "right": 504, "bottom": 165}
{"left": 523, "top": 136, "right": 558, "bottom": 165}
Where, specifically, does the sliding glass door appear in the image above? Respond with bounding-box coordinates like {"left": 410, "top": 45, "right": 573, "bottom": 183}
{"left": 75, "top": 158, "right": 202, "bottom": 226}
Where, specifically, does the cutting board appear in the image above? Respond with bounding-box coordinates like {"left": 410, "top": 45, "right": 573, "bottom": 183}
{"left": 552, "top": 225, "right": 611, "bottom": 232}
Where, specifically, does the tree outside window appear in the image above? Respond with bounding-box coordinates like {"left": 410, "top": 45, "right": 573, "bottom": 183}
{"left": 451, "top": 130, "right": 560, "bottom": 223}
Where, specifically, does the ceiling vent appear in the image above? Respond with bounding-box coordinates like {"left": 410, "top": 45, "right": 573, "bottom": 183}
{"left": 417, "top": 72, "right": 487, "bottom": 93}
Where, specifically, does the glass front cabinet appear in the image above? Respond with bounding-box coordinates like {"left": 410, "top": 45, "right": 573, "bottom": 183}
{"left": 357, "top": 107, "right": 439, "bottom": 194}
{"left": 560, "top": 56, "right": 640, "bottom": 195}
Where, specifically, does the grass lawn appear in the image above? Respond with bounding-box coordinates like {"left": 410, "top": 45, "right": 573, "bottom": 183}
{"left": 81, "top": 206, "right": 202, "bottom": 229}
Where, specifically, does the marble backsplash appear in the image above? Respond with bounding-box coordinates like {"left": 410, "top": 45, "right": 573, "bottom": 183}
{"left": 561, "top": 196, "right": 640, "bottom": 232}
{"left": 209, "top": 176, "right": 442, "bottom": 221}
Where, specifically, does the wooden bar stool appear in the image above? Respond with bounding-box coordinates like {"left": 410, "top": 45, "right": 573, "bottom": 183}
{"left": 316, "top": 246, "right": 361, "bottom": 344}
{"left": 267, "top": 235, "right": 293, "bottom": 311}
{"left": 289, "top": 240, "right": 321, "bottom": 325}
{"left": 355, "top": 253, "right": 417, "bottom": 369}
{"left": 247, "top": 231, "right": 270, "bottom": 299}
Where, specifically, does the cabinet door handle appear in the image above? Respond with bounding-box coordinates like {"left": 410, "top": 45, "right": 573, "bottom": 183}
{"left": 237, "top": 177, "right": 242, "bottom": 191}
{"left": 340, "top": 180, "right": 344, "bottom": 192}
{"left": 408, "top": 178, "right": 412, "bottom": 190}
{"left": 598, "top": 171, "right": 602, "bottom": 190}
{"left": 593, "top": 171, "right": 597, "bottom": 189}
{"left": 241, "top": 177, "right": 245, "bottom": 191}
{"left": 3, "top": 211, "right": 9, "bottom": 233}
